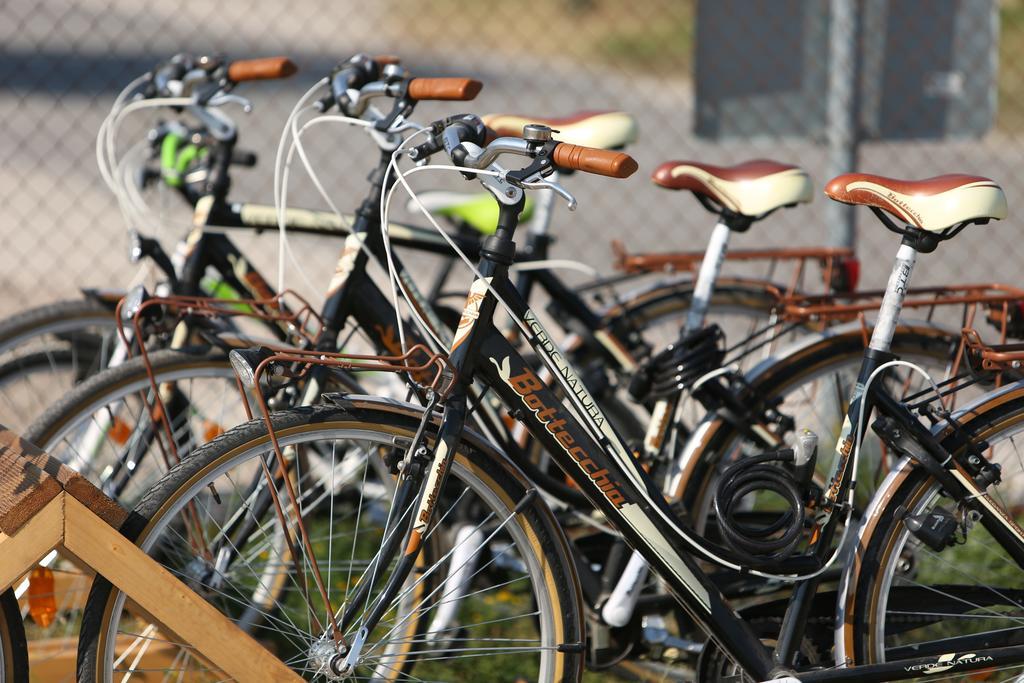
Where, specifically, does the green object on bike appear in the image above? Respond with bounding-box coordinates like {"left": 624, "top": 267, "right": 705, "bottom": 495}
{"left": 161, "top": 134, "right": 206, "bottom": 188}
{"left": 200, "top": 275, "right": 253, "bottom": 313}
{"left": 160, "top": 133, "right": 184, "bottom": 187}
{"left": 175, "top": 144, "right": 202, "bottom": 177}
{"left": 435, "top": 194, "right": 534, "bottom": 235}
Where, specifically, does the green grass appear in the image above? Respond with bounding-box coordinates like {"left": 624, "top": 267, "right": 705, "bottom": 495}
{"left": 394, "top": 0, "right": 694, "bottom": 77}
{"left": 999, "top": 0, "right": 1024, "bottom": 131}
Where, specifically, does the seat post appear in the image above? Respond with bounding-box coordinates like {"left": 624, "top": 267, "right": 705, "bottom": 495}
{"left": 685, "top": 218, "right": 732, "bottom": 334}
{"left": 868, "top": 236, "right": 918, "bottom": 354}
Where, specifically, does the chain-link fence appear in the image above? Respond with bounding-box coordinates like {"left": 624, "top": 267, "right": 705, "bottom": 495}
{"left": 2, "top": 0, "right": 1023, "bottom": 317}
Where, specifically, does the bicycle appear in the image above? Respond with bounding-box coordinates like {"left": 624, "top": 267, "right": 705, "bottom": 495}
{"left": 0, "top": 53, "right": 478, "bottom": 431}
{"left": 0, "top": 54, "right": 306, "bottom": 431}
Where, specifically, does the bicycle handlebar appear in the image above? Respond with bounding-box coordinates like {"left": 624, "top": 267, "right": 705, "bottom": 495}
{"left": 147, "top": 53, "right": 297, "bottom": 96}
{"left": 551, "top": 142, "right": 637, "bottom": 178}
{"left": 318, "top": 54, "right": 382, "bottom": 112}
{"left": 227, "top": 56, "right": 298, "bottom": 83}
{"left": 407, "top": 78, "right": 482, "bottom": 102}
{"left": 442, "top": 118, "right": 638, "bottom": 180}
{"left": 458, "top": 137, "right": 531, "bottom": 169}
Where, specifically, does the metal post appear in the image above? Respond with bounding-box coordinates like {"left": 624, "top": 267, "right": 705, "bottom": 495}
{"left": 825, "top": 0, "right": 860, "bottom": 248}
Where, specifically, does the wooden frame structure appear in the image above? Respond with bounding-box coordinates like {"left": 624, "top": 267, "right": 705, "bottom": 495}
{"left": 0, "top": 426, "right": 301, "bottom": 681}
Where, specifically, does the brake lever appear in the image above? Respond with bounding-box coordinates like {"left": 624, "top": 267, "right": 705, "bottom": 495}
{"left": 477, "top": 163, "right": 524, "bottom": 206}
{"left": 521, "top": 177, "right": 577, "bottom": 211}
{"left": 496, "top": 131, "right": 575, "bottom": 209}
{"left": 180, "top": 68, "right": 213, "bottom": 95}
{"left": 205, "top": 92, "right": 253, "bottom": 113}
{"left": 186, "top": 103, "right": 237, "bottom": 142}
{"left": 389, "top": 117, "right": 424, "bottom": 135}
{"left": 368, "top": 126, "right": 402, "bottom": 152}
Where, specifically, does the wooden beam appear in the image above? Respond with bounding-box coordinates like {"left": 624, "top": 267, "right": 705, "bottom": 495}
{"left": 62, "top": 496, "right": 302, "bottom": 682}
{"left": 0, "top": 495, "right": 64, "bottom": 590}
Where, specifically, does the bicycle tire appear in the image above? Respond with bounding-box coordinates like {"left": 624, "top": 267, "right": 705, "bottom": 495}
{"left": 0, "top": 297, "right": 115, "bottom": 355}
{"left": 77, "top": 402, "right": 585, "bottom": 682}
{"left": 0, "top": 297, "right": 118, "bottom": 430}
{"left": 601, "top": 278, "right": 805, "bottom": 370}
{"left": 843, "top": 381, "right": 1024, "bottom": 675}
{"left": 0, "top": 589, "right": 27, "bottom": 683}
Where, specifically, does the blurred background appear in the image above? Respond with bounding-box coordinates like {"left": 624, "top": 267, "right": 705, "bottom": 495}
{"left": 1, "top": 0, "right": 1021, "bottom": 315}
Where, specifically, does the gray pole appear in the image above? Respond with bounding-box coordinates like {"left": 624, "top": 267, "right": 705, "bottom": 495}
{"left": 825, "top": 0, "right": 859, "bottom": 248}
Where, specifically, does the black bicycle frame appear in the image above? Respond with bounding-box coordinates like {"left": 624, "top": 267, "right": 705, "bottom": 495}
{"left": 437, "top": 255, "right": 778, "bottom": 677}
{"left": 182, "top": 190, "right": 643, "bottom": 384}
{"left": 398, "top": 205, "right": 1024, "bottom": 682}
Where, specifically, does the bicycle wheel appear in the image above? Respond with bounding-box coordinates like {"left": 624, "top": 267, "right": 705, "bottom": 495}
{"left": 844, "top": 381, "right": 1024, "bottom": 679}
{"left": 77, "top": 403, "right": 584, "bottom": 682}
{"left": 561, "top": 323, "right": 956, "bottom": 678}
{"left": 0, "top": 297, "right": 118, "bottom": 431}
{"left": 0, "top": 590, "right": 27, "bottom": 683}
{"left": 25, "top": 347, "right": 246, "bottom": 507}
{"left": 601, "top": 278, "right": 807, "bottom": 370}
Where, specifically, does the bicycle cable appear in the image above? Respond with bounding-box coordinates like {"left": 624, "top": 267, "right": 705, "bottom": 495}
{"left": 276, "top": 114, "right": 384, "bottom": 295}
{"left": 94, "top": 81, "right": 194, "bottom": 288}
{"left": 273, "top": 79, "right": 425, "bottom": 301}
{"left": 274, "top": 78, "right": 330, "bottom": 294}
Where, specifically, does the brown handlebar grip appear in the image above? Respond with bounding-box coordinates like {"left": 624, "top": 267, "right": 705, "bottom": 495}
{"left": 406, "top": 78, "right": 483, "bottom": 101}
{"left": 374, "top": 54, "right": 402, "bottom": 66}
{"left": 227, "top": 57, "right": 298, "bottom": 82}
{"left": 551, "top": 143, "right": 638, "bottom": 179}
